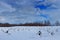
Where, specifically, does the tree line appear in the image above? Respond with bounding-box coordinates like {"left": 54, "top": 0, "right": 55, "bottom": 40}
{"left": 0, "top": 20, "right": 60, "bottom": 27}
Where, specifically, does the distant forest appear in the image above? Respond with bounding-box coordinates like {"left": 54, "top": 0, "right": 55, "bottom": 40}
{"left": 0, "top": 20, "right": 60, "bottom": 27}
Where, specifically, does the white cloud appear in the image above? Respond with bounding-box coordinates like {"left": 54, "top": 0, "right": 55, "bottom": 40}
{"left": 0, "top": 16, "right": 7, "bottom": 23}
{"left": 0, "top": 0, "right": 60, "bottom": 24}
{"left": 0, "top": 1, "right": 16, "bottom": 13}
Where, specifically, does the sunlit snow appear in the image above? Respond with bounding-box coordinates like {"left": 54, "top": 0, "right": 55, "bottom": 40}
{"left": 0, "top": 26, "right": 60, "bottom": 40}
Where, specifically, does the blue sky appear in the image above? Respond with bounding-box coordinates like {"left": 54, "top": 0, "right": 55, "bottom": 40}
{"left": 0, "top": 0, "right": 60, "bottom": 24}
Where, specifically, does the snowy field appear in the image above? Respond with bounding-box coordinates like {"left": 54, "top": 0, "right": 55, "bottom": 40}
{"left": 0, "top": 26, "right": 60, "bottom": 40}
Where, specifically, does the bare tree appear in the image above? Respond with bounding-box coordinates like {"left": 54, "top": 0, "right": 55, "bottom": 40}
{"left": 55, "top": 21, "right": 60, "bottom": 26}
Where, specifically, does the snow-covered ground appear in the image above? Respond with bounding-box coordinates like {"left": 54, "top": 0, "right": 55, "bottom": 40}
{"left": 0, "top": 26, "right": 60, "bottom": 40}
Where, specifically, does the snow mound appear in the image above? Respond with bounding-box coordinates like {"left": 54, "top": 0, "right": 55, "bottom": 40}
{"left": 0, "top": 26, "right": 60, "bottom": 40}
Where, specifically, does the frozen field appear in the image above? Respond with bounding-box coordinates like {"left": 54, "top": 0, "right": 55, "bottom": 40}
{"left": 0, "top": 26, "right": 60, "bottom": 40}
